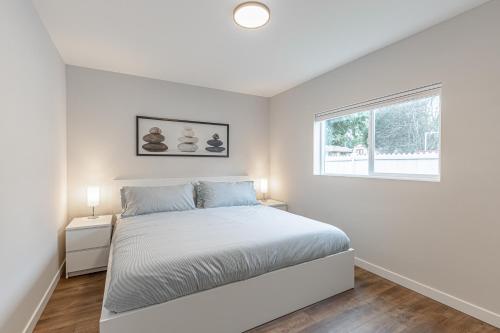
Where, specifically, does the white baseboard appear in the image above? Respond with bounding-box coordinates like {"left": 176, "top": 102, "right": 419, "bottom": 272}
{"left": 355, "top": 257, "right": 500, "bottom": 329}
{"left": 23, "top": 260, "right": 65, "bottom": 333}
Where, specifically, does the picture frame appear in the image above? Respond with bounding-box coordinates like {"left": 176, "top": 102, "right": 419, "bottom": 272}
{"left": 136, "top": 116, "right": 229, "bottom": 157}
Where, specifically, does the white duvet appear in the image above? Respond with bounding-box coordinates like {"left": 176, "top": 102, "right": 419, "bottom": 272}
{"left": 104, "top": 205, "right": 350, "bottom": 313}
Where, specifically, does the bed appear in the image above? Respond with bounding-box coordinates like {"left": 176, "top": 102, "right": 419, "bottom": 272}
{"left": 100, "top": 176, "right": 354, "bottom": 333}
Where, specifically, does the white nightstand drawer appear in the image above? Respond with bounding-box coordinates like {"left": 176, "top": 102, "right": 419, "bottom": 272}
{"left": 67, "top": 247, "right": 109, "bottom": 273}
{"left": 66, "top": 226, "right": 111, "bottom": 252}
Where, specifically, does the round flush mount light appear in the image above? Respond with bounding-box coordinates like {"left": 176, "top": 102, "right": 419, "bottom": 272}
{"left": 233, "top": 2, "right": 270, "bottom": 29}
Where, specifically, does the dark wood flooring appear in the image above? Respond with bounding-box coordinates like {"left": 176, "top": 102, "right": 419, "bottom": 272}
{"left": 34, "top": 267, "right": 499, "bottom": 333}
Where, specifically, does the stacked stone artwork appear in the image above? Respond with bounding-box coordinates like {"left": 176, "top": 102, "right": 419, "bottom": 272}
{"left": 205, "top": 133, "right": 225, "bottom": 153}
{"left": 142, "top": 127, "right": 168, "bottom": 152}
{"left": 177, "top": 126, "right": 199, "bottom": 152}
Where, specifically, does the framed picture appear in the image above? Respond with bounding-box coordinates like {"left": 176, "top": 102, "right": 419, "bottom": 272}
{"left": 136, "top": 116, "right": 229, "bottom": 157}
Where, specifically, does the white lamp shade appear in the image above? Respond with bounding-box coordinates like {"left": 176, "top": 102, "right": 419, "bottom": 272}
{"left": 87, "top": 186, "right": 100, "bottom": 207}
{"left": 260, "top": 179, "right": 268, "bottom": 194}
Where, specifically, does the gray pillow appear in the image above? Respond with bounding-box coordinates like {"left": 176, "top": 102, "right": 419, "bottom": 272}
{"left": 121, "top": 184, "right": 196, "bottom": 218}
{"left": 196, "top": 181, "right": 258, "bottom": 208}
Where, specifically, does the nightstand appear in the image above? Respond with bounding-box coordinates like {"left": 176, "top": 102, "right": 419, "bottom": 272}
{"left": 259, "top": 199, "right": 288, "bottom": 211}
{"left": 65, "top": 215, "right": 112, "bottom": 278}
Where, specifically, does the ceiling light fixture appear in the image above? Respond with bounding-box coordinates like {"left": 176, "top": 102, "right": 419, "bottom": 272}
{"left": 233, "top": 2, "right": 270, "bottom": 29}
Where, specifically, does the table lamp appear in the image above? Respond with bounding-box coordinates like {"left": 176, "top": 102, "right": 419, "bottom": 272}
{"left": 260, "top": 178, "right": 268, "bottom": 201}
{"left": 87, "top": 186, "right": 100, "bottom": 219}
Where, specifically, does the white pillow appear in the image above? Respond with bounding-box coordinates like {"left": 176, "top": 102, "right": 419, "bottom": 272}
{"left": 121, "top": 184, "right": 196, "bottom": 218}
{"left": 196, "top": 181, "right": 258, "bottom": 208}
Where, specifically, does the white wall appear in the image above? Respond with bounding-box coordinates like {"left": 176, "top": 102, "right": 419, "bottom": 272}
{"left": 0, "top": 0, "right": 67, "bottom": 332}
{"left": 270, "top": 0, "right": 500, "bottom": 321}
{"left": 66, "top": 66, "right": 269, "bottom": 218}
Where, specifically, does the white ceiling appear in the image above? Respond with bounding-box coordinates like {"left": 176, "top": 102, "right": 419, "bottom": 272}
{"left": 33, "top": 0, "right": 488, "bottom": 97}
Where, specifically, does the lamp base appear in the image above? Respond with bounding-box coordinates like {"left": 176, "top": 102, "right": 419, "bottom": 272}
{"left": 87, "top": 206, "right": 98, "bottom": 219}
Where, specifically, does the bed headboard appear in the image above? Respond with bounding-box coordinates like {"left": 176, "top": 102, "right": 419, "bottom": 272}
{"left": 110, "top": 176, "right": 252, "bottom": 214}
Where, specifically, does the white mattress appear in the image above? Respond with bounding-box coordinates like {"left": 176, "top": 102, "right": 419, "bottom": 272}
{"left": 104, "top": 205, "right": 350, "bottom": 313}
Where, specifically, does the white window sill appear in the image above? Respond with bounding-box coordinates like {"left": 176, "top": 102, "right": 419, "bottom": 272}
{"left": 314, "top": 173, "right": 440, "bottom": 182}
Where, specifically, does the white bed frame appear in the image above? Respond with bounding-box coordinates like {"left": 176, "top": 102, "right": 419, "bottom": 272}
{"left": 100, "top": 176, "right": 354, "bottom": 333}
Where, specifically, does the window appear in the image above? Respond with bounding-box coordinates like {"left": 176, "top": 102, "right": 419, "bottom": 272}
{"left": 314, "top": 85, "right": 441, "bottom": 181}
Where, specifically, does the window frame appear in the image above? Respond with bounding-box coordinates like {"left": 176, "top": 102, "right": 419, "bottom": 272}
{"left": 314, "top": 84, "right": 442, "bottom": 182}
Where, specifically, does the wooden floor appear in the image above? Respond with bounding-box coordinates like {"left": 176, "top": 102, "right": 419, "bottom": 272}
{"left": 34, "top": 267, "right": 499, "bottom": 333}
